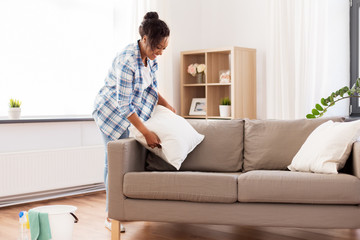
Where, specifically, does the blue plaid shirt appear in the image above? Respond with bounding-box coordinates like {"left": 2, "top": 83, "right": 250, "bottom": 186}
{"left": 93, "top": 41, "right": 159, "bottom": 140}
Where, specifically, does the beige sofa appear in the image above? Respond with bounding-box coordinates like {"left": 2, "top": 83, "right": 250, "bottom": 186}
{"left": 108, "top": 118, "right": 360, "bottom": 239}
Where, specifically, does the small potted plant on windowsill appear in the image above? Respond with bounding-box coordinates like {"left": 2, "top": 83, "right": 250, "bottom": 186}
{"left": 8, "top": 98, "right": 22, "bottom": 119}
{"left": 219, "top": 97, "right": 231, "bottom": 118}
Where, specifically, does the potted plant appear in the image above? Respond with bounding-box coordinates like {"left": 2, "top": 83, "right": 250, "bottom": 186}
{"left": 306, "top": 78, "right": 360, "bottom": 118}
{"left": 8, "top": 98, "right": 22, "bottom": 119}
{"left": 219, "top": 97, "right": 231, "bottom": 117}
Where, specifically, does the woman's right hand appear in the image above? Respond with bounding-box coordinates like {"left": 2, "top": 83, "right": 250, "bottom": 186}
{"left": 126, "top": 113, "right": 161, "bottom": 149}
{"left": 143, "top": 131, "right": 162, "bottom": 149}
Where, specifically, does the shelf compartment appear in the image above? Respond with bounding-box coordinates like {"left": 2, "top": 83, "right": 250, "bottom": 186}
{"left": 206, "top": 51, "right": 231, "bottom": 84}
{"left": 182, "top": 53, "right": 206, "bottom": 84}
{"left": 181, "top": 86, "right": 205, "bottom": 117}
{"left": 206, "top": 85, "right": 231, "bottom": 117}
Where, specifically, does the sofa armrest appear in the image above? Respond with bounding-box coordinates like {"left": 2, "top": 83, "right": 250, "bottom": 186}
{"left": 352, "top": 141, "right": 360, "bottom": 178}
{"left": 107, "top": 138, "right": 147, "bottom": 220}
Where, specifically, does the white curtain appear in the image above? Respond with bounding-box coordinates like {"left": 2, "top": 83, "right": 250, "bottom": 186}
{"left": 266, "top": 0, "right": 349, "bottom": 119}
{"left": 114, "top": 0, "right": 151, "bottom": 52}
{"left": 0, "top": 0, "right": 118, "bottom": 117}
{"left": 0, "top": 0, "right": 170, "bottom": 117}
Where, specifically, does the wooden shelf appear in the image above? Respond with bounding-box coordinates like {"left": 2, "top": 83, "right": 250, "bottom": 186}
{"left": 207, "top": 116, "right": 232, "bottom": 119}
{"left": 180, "top": 47, "right": 257, "bottom": 119}
{"left": 207, "top": 83, "right": 232, "bottom": 86}
{"left": 183, "top": 84, "right": 206, "bottom": 87}
{"left": 183, "top": 83, "right": 231, "bottom": 87}
{"left": 183, "top": 115, "right": 206, "bottom": 119}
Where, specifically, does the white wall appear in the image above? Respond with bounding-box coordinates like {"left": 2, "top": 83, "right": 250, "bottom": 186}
{"left": 161, "top": 0, "right": 270, "bottom": 119}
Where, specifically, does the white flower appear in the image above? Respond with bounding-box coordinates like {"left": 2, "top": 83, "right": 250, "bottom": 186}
{"left": 197, "top": 64, "right": 206, "bottom": 73}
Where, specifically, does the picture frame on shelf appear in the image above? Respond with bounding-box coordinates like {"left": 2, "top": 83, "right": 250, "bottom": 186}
{"left": 189, "top": 98, "right": 206, "bottom": 115}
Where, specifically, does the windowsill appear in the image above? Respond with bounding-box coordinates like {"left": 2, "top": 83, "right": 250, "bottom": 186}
{"left": 348, "top": 113, "right": 360, "bottom": 121}
{"left": 0, "top": 115, "right": 94, "bottom": 124}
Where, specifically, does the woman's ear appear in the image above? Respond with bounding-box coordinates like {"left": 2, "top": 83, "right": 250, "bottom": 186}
{"left": 142, "top": 35, "right": 148, "bottom": 45}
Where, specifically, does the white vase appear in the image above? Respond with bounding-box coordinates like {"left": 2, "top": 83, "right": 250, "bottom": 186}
{"left": 8, "top": 108, "right": 21, "bottom": 119}
{"left": 219, "top": 105, "right": 231, "bottom": 118}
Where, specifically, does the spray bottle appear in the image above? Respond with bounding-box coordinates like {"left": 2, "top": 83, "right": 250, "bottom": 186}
{"left": 18, "top": 211, "right": 29, "bottom": 240}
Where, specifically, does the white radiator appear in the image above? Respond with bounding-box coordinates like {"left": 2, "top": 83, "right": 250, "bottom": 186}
{"left": 0, "top": 146, "right": 104, "bottom": 206}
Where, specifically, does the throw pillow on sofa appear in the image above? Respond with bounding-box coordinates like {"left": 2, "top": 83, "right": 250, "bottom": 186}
{"left": 243, "top": 117, "right": 345, "bottom": 172}
{"left": 288, "top": 120, "right": 360, "bottom": 174}
{"left": 129, "top": 105, "right": 204, "bottom": 170}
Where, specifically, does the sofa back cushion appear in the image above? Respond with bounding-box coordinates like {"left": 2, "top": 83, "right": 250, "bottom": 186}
{"left": 146, "top": 119, "right": 244, "bottom": 172}
{"left": 181, "top": 119, "right": 244, "bottom": 171}
{"left": 243, "top": 117, "right": 345, "bottom": 172}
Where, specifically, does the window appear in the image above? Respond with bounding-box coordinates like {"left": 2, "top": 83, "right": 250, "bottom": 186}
{"left": 0, "top": 0, "right": 116, "bottom": 117}
{"left": 351, "top": 0, "right": 360, "bottom": 116}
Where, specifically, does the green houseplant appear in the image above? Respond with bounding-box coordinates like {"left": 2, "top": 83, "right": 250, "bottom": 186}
{"left": 220, "top": 97, "right": 231, "bottom": 106}
{"left": 219, "top": 97, "right": 231, "bottom": 118}
{"left": 9, "top": 98, "right": 22, "bottom": 108}
{"left": 8, "top": 98, "right": 22, "bottom": 119}
{"left": 306, "top": 78, "right": 360, "bottom": 119}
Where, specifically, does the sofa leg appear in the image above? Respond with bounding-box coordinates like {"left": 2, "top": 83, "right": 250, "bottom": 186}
{"left": 111, "top": 220, "right": 121, "bottom": 240}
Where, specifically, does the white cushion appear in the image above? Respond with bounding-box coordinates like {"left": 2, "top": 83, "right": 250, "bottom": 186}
{"left": 129, "top": 105, "right": 204, "bottom": 170}
{"left": 288, "top": 120, "right": 360, "bottom": 174}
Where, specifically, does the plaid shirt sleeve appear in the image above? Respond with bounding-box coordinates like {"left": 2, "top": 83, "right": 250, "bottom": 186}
{"left": 116, "top": 62, "right": 136, "bottom": 118}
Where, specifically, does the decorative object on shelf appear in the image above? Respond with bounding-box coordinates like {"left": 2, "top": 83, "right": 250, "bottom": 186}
{"left": 8, "top": 98, "right": 22, "bottom": 119}
{"left": 196, "top": 72, "right": 204, "bottom": 84}
{"left": 219, "top": 97, "right": 231, "bottom": 118}
{"left": 187, "top": 63, "right": 206, "bottom": 83}
{"left": 219, "top": 70, "right": 231, "bottom": 83}
{"left": 189, "top": 98, "right": 206, "bottom": 115}
{"left": 306, "top": 78, "right": 360, "bottom": 119}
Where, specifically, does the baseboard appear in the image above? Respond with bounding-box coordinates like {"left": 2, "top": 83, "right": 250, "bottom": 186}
{"left": 0, "top": 183, "right": 105, "bottom": 208}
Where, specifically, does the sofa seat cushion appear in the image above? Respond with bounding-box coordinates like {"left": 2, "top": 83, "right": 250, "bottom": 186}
{"left": 238, "top": 170, "right": 360, "bottom": 204}
{"left": 124, "top": 172, "right": 240, "bottom": 203}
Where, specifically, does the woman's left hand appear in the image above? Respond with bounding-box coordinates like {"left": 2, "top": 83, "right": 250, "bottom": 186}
{"left": 157, "top": 93, "right": 176, "bottom": 113}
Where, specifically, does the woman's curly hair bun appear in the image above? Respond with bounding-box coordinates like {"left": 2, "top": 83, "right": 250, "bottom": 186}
{"left": 139, "top": 12, "right": 169, "bottom": 50}
{"left": 144, "top": 12, "right": 159, "bottom": 20}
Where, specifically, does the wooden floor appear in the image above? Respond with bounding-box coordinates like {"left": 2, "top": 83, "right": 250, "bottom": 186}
{"left": 1, "top": 191, "right": 360, "bottom": 240}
